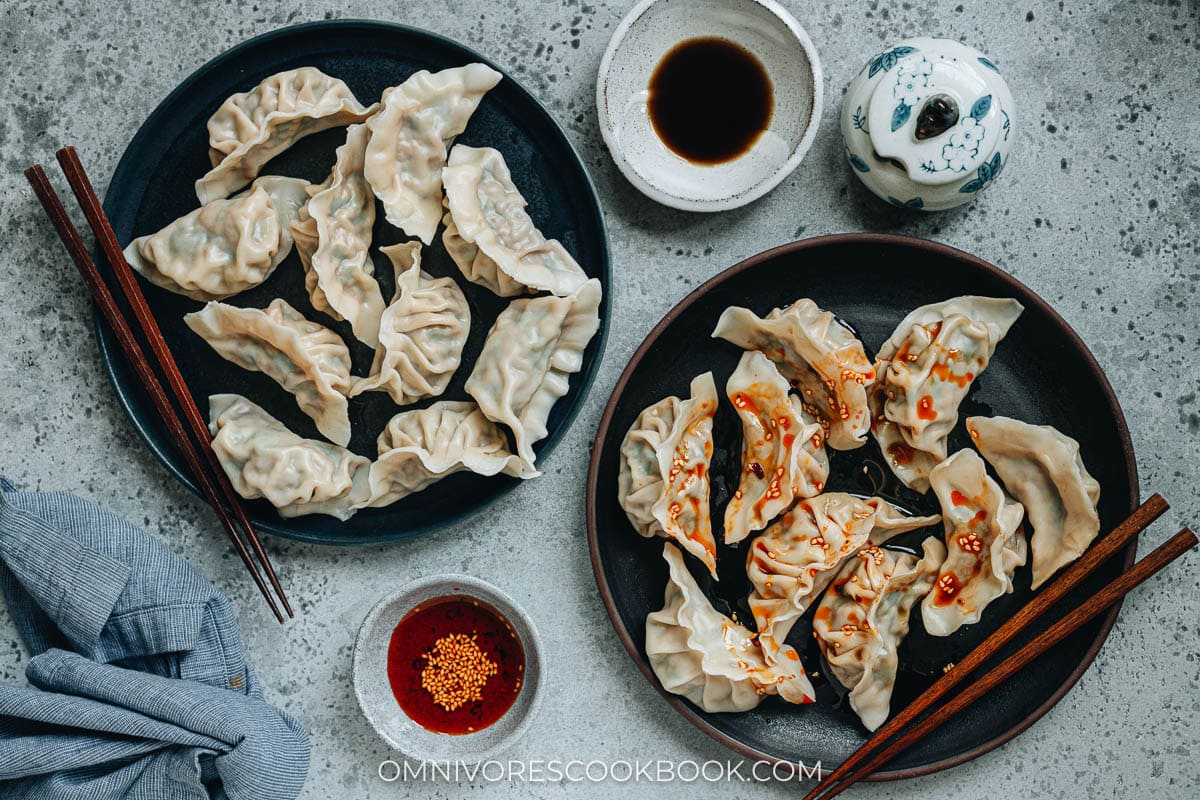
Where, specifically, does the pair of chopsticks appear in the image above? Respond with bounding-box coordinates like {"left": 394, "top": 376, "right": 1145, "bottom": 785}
{"left": 803, "top": 492, "right": 1194, "bottom": 798}
{"left": 25, "top": 147, "right": 293, "bottom": 624}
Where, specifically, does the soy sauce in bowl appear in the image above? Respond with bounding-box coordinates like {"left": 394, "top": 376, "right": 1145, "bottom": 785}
{"left": 647, "top": 37, "right": 774, "bottom": 165}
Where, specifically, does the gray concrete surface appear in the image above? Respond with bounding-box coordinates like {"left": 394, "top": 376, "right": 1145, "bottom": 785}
{"left": 1, "top": 0, "right": 1197, "bottom": 797}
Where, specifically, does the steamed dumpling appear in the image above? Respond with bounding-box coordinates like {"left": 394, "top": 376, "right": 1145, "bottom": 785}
{"left": 746, "top": 494, "right": 940, "bottom": 664}
{"left": 617, "top": 372, "right": 720, "bottom": 578}
{"left": 442, "top": 145, "right": 589, "bottom": 297}
{"left": 723, "top": 351, "right": 828, "bottom": 545}
{"left": 197, "top": 67, "right": 376, "bottom": 203}
{"left": 350, "top": 242, "right": 471, "bottom": 406}
{"left": 363, "top": 401, "right": 526, "bottom": 508}
{"left": 921, "top": 449, "right": 1028, "bottom": 636}
{"left": 871, "top": 296, "right": 1024, "bottom": 492}
{"left": 125, "top": 177, "right": 309, "bottom": 301}
{"left": 712, "top": 298, "right": 876, "bottom": 450}
{"left": 814, "top": 538, "right": 945, "bottom": 731}
{"left": 646, "top": 543, "right": 815, "bottom": 713}
{"left": 465, "top": 278, "right": 602, "bottom": 475}
{"left": 208, "top": 394, "right": 370, "bottom": 521}
{"left": 290, "top": 122, "right": 386, "bottom": 346}
{"left": 251, "top": 175, "right": 315, "bottom": 260}
{"left": 967, "top": 416, "right": 1100, "bottom": 589}
{"left": 364, "top": 64, "right": 502, "bottom": 244}
{"left": 185, "top": 298, "right": 352, "bottom": 446}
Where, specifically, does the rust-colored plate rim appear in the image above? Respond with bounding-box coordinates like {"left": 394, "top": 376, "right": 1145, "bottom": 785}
{"left": 584, "top": 232, "right": 1139, "bottom": 781}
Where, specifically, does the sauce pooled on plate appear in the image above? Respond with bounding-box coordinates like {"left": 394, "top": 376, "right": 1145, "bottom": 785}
{"left": 387, "top": 595, "right": 525, "bottom": 735}
{"left": 647, "top": 37, "right": 774, "bottom": 165}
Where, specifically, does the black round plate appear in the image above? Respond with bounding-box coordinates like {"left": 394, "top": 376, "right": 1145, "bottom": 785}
{"left": 97, "top": 21, "right": 610, "bottom": 545}
{"left": 586, "top": 234, "right": 1137, "bottom": 778}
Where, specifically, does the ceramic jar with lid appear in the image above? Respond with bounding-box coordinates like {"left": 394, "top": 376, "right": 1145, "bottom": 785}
{"left": 841, "top": 38, "right": 1014, "bottom": 211}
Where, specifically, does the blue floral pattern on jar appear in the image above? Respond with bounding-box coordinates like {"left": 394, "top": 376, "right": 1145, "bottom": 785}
{"left": 840, "top": 37, "right": 1015, "bottom": 211}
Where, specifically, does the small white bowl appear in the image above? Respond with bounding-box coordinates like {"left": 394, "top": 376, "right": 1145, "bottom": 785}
{"left": 352, "top": 575, "right": 543, "bottom": 763}
{"left": 597, "top": 0, "right": 823, "bottom": 212}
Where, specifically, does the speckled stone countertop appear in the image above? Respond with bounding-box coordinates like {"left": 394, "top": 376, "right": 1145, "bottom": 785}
{"left": 1, "top": 1, "right": 1197, "bottom": 798}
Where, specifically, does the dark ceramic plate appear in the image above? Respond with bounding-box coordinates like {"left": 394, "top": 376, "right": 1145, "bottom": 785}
{"left": 586, "top": 234, "right": 1136, "bottom": 778}
{"left": 96, "top": 21, "right": 610, "bottom": 545}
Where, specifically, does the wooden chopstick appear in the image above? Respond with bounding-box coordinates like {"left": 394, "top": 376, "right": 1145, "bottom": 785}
{"left": 24, "top": 162, "right": 289, "bottom": 624}
{"left": 809, "top": 525, "right": 1196, "bottom": 799}
{"left": 53, "top": 146, "right": 292, "bottom": 620}
{"left": 803, "top": 493, "right": 1173, "bottom": 798}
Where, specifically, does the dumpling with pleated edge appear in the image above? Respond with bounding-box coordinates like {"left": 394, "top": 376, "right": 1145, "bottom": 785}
{"left": 870, "top": 295, "right": 1024, "bottom": 493}
{"left": 967, "top": 415, "right": 1100, "bottom": 589}
{"left": 350, "top": 241, "right": 470, "bottom": 407}
{"left": 125, "top": 176, "right": 310, "bottom": 301}
{"left": 712, "top": 298, "right": 876, "bottom": 451}
{"left": 814, "top": 537, "right": 945, "bottom": 731}
{"left": 290, "top": 122, "right": 386, "bottom": 347}
{"left": 363, "top": 401, "right": 528, "bottom": 508}
{"left": 364, "top": 63, "right": 502, "bottom": 244}
{"left": 723, "top": 350, "right": 828, "bottom": 545}
{"left": 921, "top": 449, "right": 1028, "bottom": 636}
{"left": 617, "top": 372, "right": 720, "bottom": 578}
{"left": 197, "top": 66, "right": 377, "bottom": 203}
{"left": 746, "top": 493, "right": 941, "bottom": 668}
{"left": 646, "top": 542, "right": 815, "bottom": 713}
{"left": 442, "top": 145, "right": 589, "bottom": 297}
{"left": 185, "top": 298, "right": 352, "bottom": 446}
{"left": 465, "top": 278, "right": 602, "bottom": 477}
{"left": 208, "top": 394, "right": 370, "bottom": 521}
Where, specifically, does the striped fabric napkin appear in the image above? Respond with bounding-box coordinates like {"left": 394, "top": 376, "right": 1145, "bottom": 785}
{"left": 0, "top": 476, "right": 309, "bottom": 800}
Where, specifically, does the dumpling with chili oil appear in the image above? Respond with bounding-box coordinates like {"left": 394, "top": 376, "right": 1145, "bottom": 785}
{"left": 813, "top": 538, "right": 945, "bottom": 731}
{"left": 617, "top": 372, "right": 720, "bottom": 578}
{"left": 871, "top": 295, "right": 1023, "bottom": 492}
{"left": 746, "top": 493, "right": 940, "bottom": 666}
{"left": 921, "top": 449, "right": 1027, "bottom": 636}
{"left": 646, "top": 543, "right": 815, "bottom": 713}
{"left": 723, "top": 350, "right": 828, "bottom": 545}
{"left": 712, "top": 298, "right": 876, "bottom": 451}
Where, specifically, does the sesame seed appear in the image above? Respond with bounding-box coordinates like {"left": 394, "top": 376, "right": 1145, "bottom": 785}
{"left": 420, "top": 633, "right": 498, "bottom": 712}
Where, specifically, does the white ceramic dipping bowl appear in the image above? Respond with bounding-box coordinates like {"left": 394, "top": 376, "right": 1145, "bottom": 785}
{"left": 352, "top": 574, "right": 543, "bottom": 763}
{"left": 597, "top": 0, "right": 823, "bottom": 211}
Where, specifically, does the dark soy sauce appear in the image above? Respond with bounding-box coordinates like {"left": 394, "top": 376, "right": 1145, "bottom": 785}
{"left": 647, "top": 37, "right": 774, "bottom": 165}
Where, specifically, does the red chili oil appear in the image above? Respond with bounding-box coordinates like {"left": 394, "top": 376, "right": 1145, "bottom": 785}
{"left": 386, "top": 595, "right": 525, "bottom": 735}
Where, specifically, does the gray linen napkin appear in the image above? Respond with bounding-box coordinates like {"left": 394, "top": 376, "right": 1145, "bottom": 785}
{"left": 0, "top": 476, "right": 309, "bottom": 800}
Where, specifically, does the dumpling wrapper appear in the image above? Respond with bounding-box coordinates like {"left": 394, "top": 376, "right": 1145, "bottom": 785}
{"left": 363, "top": 401, "right": 527, "bottom": 508}
{"left": 125, "top": 177, "right": 309, "bottom": 301}
{"left": 465, "top": 278, "right": 602, "bottom": 477}
{"left": 185, "top": 298, "right": 352, "bottom": 446}
{"left": 723, "top": 350, "right": 828, "bottom": 545}
{"left": 871, "top": 295, "right": 1024, "bottom": 492}
{"left": 712, "top": 298, "right": 876, "bottom": 450}
{"left": 967, "top": 416, "right": 1100, "bottom": 589}
{"left": 618, "top": 372, "right": 720, "bottom": 578}
{"left": 208, "top": 394, "right": 370, "bottom": 521}
{"left": 442, "top": 145, "right": 589, "bottom": 297}
{"left": 814, "top": 538, "right": 945, "bottom": 731}
{"left": 921, "top": 449, "right": 1028, "bottom": 636}
{"left": 349, "top": 242, "right": 470, "bottom": 407}
{"left": 290, "top": 122, "right": 386, "bottom": 346}
{"left": 197, "top": 67, "right": 376, "bottom": 203}
{"left": 746, "top": 493, "right": 940, "bottom": 664}
{"left": 364, "top": 64, "right": 502, "bottom": 244}
{"left": 646, "top": 542, "right": 815, "bottom": 713}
